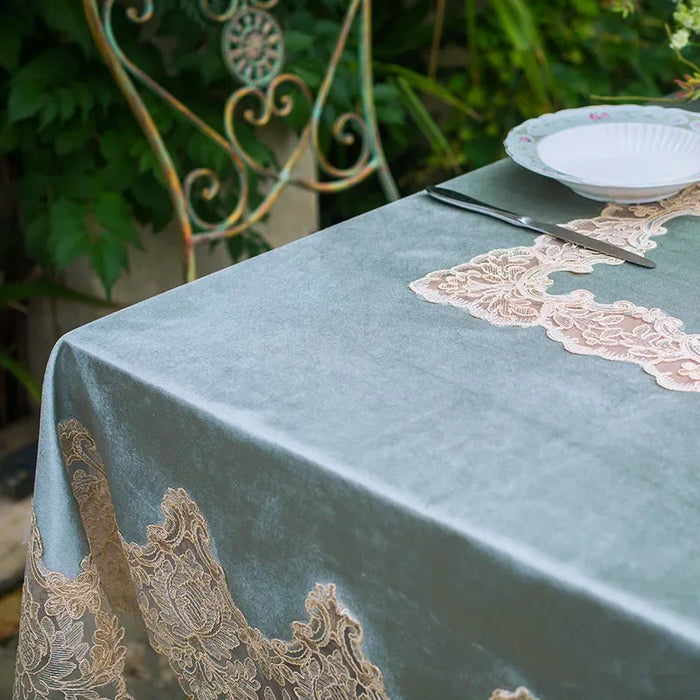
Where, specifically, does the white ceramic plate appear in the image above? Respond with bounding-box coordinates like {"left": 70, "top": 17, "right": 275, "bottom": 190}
{"left": 504, "top": 105, "right": 700, "bottom": 203}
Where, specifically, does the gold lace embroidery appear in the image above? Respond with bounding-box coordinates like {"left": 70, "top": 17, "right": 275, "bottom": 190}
{"left": 59, "top": 419, "right": 140, "bottom": 615}
{"left": 122, "top": 485, "right": 390, "bottom": 700}
{"left": 410, "top": 185, "right": 700, "bottom": 391}
{"left": 490, "top": 690, "right": 538, "bottom": 700}
{"left": 15, "top": 419, "right": 539, "bottom": 699}
{"left": 13, "top": 515, "right": 132, "bottom": 700}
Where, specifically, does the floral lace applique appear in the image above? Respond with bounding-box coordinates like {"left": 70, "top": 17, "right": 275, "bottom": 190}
{"left": 490, "top": 689, "right": 538, "bottom": 700}
{"left": 59, "top": 419, "right": 140, "bottom": 615}
{"left": 410, "top": 185, "right": 700, "bottom": 391}
{"left": 123, "top": 486, "right": 389, "bottom": 700}
{"left": 13, "top": 514, "right": 132, "bottom": 700}
{"left": 15, "top": 419, "right": 539, "bottom": 700}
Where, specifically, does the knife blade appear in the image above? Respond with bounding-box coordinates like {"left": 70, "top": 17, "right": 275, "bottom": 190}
{"left": 425, "top": 185, "right": 655, "bottom": 269}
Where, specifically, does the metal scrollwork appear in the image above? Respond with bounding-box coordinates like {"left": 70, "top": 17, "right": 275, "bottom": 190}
{"left": 84, "top": 0, "right": 398, "bottom": 281}
{"left": 199, "top": 0, "right": 279, "bottom": 23}
{"left": 125, "top": 0, "right": 154, "bottom": 23}
{"left": 222, "top": 7, "right": 285, "bottom": 87}
{"left": 199, "top": 0, "right": 240, "bottom": 22}
{"left": 224, "top": 74, "right": 313, "bottom": 176}
{"left": 314, "top": 112, "right": 372, "bottom": 180}
{"left": 183, "top": 162, "right": 248, "bottom": 232}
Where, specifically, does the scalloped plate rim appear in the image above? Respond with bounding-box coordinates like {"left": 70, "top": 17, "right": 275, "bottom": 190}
{"left": 504, "top": 104, "right": 700, "bottom": 193}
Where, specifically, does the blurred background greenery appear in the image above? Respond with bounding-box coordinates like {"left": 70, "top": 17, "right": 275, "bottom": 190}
{"left": 0, "top": 0, "right": 691, "bottom": 423}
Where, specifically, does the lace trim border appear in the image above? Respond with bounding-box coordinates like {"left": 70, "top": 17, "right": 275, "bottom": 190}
{"left": 411, "top": 185, "right": 700, "bottom": 391}
{"left": 14, "top": 420, "right": 538, "bottom": 699}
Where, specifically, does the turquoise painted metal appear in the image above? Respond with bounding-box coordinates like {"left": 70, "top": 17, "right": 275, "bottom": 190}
{"left": 83, "top": 0, "right": 399, "bottom": 281}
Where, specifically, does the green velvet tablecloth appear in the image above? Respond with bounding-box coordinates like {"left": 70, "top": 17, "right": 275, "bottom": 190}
{"left": 16, "top": 159, "right": 700, "bottom": 699}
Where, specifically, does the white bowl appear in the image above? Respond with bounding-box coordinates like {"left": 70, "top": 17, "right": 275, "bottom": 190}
{"left": 504, "top": 105, "right": 700, "bottom": 203}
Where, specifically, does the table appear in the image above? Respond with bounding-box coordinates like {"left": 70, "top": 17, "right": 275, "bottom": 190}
{"left": 14, "top": 159, "right": 700, "bottom": 700}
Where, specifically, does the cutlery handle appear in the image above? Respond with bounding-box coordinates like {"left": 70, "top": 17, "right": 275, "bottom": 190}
{"left": 426, "top": 186, "right": 527, "bottom": 227}
{"left": 425, "top": 184, "right": 655, "bottom": 268}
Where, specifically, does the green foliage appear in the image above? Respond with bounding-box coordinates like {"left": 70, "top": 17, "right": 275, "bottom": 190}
{"left": 372, "top": 0, "right": 691, "bottom": 191}
{"left": 0, "top": 0, "right": 691, "bottom": 295}
{"left": 0, "top": 280, "right": 116, "bottom": 307}
{"left": 0, "top": 351, "right": 41, "bottom": 404}
{"left": 0, "top": 277, "right": 114, "bottom": 403}
{"left": 0, "top": 0, "right": 421, "bottom": 294}
{"left": 1, "top": 0, "right": 153, "bottom": 295}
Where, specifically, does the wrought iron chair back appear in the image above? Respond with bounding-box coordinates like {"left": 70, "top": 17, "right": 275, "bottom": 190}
{"left": 83, "top": 0, "right": 399, "bottom": 281}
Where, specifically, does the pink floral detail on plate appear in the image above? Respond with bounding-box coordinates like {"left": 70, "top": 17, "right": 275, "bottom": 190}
{"left": 519, "top": 136, "right": 532, "bottom": 142}
{"left": 588, "top": 112, "right": 609, "bottom": 121}
{"left": 410, "top": 185, "right": 700, "bottom": 392}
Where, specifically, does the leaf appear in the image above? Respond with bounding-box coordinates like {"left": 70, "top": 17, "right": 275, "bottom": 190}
{"left": 99, "top": 130, "right": 124, "bottom": 163}
{"left": 372, "top": 1, "right": 434, "bottom": 59}
{"left": 54, "top": 121, "right": 93, "bottom": 155}
{"left": 44, "top": 193, "right": 139, "bottom": 295}
{"left": 72, "top": 83, "right": 95, "bottom": 122}
{"left": 57, "top": 87, "right": 76, "bottom": 121}
{"left": 93, "top": 193, "right": 141, "bottom": 248}
{"left": 491, "top": 0, "right": 544, "bottom": 52}
{"left": 99, "top": 127, "right": 141, "bottom": 190}
{"left": 48, "top": 199, "right": 89, "bottom": 269}
{"left": 8, "top": 48, "right": 78, "bottom": 123}
{"left": 138, "top": 149, "right": 158, "bottom": 175}
{"left": 313, "top": 20, "right": 342, "bottom": 40}
{"left": 232, "top": 121, "right": 277, "bottom": 169}
{"left": 465, "top": 0, "right": 480, "bottom": 83}
{"left": 21, "top": 171, "right": 51, "bottom": 203}
{"left": 86, "top": 191, "right": 141, "bottom": 294}
{"left": 393, "top": 76, "right": 461, "bottom": 173}
{"left": 54, "top": 174, "right": 99, "bottom": 201}
{"left": 0, "top": 351, "right": 41, "bottom": 403}
{"left": 61, "top": 149, "right": 97, "bottom": 177}
{"left": 38, "top": 100, "right": 59, "bottom": 132}
{"left": 87, "top": 232, "right": 129, "bottom": 295}
{"left": 90, "top": 78, "right": 117, "bottom": 113}
{"left": 375, "top": 63, "right": 481, "bottom": 120}
{"left": 225, "top": 233, "right": 245, "bottom": 263}
{"left": 23, "top": 211, "right": 51, "bottom": 264}
{"left": 290, "top": 64, "right": 321, "bottom": 90}
{"left": 0, "top": 280, "right": 115, "bottom": 308}
{"left": 43, "top": 0, "right": 94, "bottom": 55}
{"left": 0, "top": 13, "right": 25, "bottom": 72}
{"left": 129, "top": 176, "right": 173, "bottom": 232}
{"left": 8, "top": 79, "right": 48, "bottom": 124}
{"left": 285, "top": 29, "right": 315, "bottom": 53}
{"left": 244, "top": 230, "right": 271, "bottom": 258}
{"left": 490, "top": 0, "right": 553, "bottom": 110}
{"left": 370, "top": 82, "right": 406, "bottom": 125}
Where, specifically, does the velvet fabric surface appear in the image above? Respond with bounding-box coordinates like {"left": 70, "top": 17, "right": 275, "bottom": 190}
{"left": 32, "top": 159, "right": 700, "bottom": 698}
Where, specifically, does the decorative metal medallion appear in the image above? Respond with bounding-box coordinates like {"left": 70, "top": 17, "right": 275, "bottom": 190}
{"left": 222, "top": 7, "right": 285, "bottom": 87}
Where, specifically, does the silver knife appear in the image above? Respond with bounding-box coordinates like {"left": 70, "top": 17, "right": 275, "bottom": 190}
{"left": 425, "top": 185, "right": 655, "bottom": 268}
